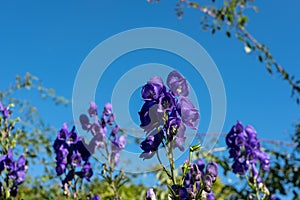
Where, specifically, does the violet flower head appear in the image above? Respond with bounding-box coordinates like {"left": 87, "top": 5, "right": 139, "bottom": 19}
{"left": 167, "top": 70, "right": 190, "bottom": 97}
{"left": 206, "top": 192, "right": 215, "bottom": 200}
{"left": 205, "top": 162, "right": 218, "bottom": 182}
{"left": 80, "top": 162, "right": 93, "bottom": 181}
{"left": 103, "top": 103, "right": 113, "bottom": 116}
{"left": 71, "top": 153, "right": 82, "bottom": 167}
{"left": 158, "top": 91, "right": 175, "bottom": 112}
{"left": 140, "top": 130, "right": 163, "bottom": 160}
{"left": 173, "top": 123, "right": 186, "bottom": 152}
{"left": 88, "top": 101, "right": 98, "bottom": 117}
{"left": 177, "top": 96, "right": 200, "bottom": 130}
{"left": 142, "top": 78, "right": 164, "bottom": 101}
{"left": 0, "top": 101, "right": 10, "bottom": 119}
{"left": 92, "top": 194, "right": 101, "bottom": 200}
{"left": 226, "top": 121, "right": 270, "bottom": 182}
{"left": 146, "top": 188, "right": 156, "bottom": 200}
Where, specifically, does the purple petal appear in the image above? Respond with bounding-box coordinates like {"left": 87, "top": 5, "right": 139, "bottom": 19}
{"left": 167, "top": 70, "right": 190, "bottom": 96}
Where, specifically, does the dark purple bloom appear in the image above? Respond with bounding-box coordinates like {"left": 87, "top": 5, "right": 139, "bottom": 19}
{"left": 196, "top": 159, "right": 205, "bottom": 171}
{"left": 177, "top": 96, "right": 199, "bottom": 130}
{"left": 206, "top": 192, "right": 215, "bottom": 200}
{"left": 76, "top": 140, "right": 91, "bottom": 162}
{"left": 80, "top": 162, "right": 93, "bottom": 181}
{"left": 62, "top": 169, "right": 75, "bottom": 185}
{"left": 166, "top": 109, "right": 181, "bottom": 137}
{"left": 71, "top": 153, "right": 82, "bottom": 167}
{"left": 56, "top": 163, "right": 66, "bottom": 176}
{"left": 55, "top": 145, "right": 69, "bottom": 165}
{"left": 0, "top": 101, "right": 10, "bottom": 119}
{"left": 4, "top": 149, "right": 14, "bottom": 170}
{"left": 88, "top": 101, "right": 98, "bottom": 117}
{"left": 146, "top": 188, "right": 156, "bottom": 200}
{"left": 167, "top": 70, "right": 190, "bottom": 97}
{"left": 140, "top": 130, "right": 163, "bottom": 160}
{"left": 68, "top": 126, "right": 78, "bottom": 144}
{"left": 92, "top": 194, "right": 101, "bottom": 200}
{"left": 226, "top": 121, "right": 270, "bottom": 176}
{"left": 57, "top": 123, "right": 68, "bottom": 141}
{"left": 139, "top": 101, "right": 158, "bottom": 127}
{"left": 141, "top": 81, "right": 164, "bottom": 101}
{"left": 158, "top": 91, "right": 175, "bottom": 112}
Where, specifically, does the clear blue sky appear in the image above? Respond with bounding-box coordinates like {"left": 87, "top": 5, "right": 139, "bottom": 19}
{"left": 0, "top": 0, "right": 300, "bottom": 190}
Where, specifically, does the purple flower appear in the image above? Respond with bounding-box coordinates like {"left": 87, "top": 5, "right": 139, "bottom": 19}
{"left": 56, "top": 163, "right": 66, "bottom": 176}
{"left": 0, "top": 101, "right": 10, "bottom": 119}
{"left": 4, "top": 149, "right": 14, "bottom": 170}
{"left": 103, "top": 103, "right": 113, "bottom": 116}
{"left": 92, "top": 194, "right": 101, "bottom": 200}
{"left": 226, "top": 121, "right": 270, "bottom": 176}
{"left": 141, "top": 80, "right": 164, "bottom": 101}
{"left": 206, "top": 162, "right": 218, "bottom": 183}
{"left": 139, "top": 102, "right": 163, "bottom": 133}
{"left": 173, "top": 124, "right": 186, "bottom": 152}
{"left": 88, "top": 101, "right": 98, "bottom": 117}
{"left": 255, "top": 151, "right": 270, "bottom": 171}
{"left": 62, "top": 169, "right": 75, "bottom": 185}
{"left": 112, "top": 152, "right": 120, "bottom": 165}
{"left": 55, "top": 145, "right": 69, "bottom": 165}
{"left": 68, "top": 126, "right": 79, "bottom": 144}
{"left": 206, "top": 192, "right": 215, "bottom": 200}
{"left": 167, "top": 70, "right": 190, "bottom": 97}
{"left": 57, "top": 123, "right": 68, "bottom": 141}
{"left": 75, "top": 140, "right": 91, "bottom": 162}
{"left": 140, "top": 130, "right": 163, "bottom": 160}
{"left": 158, "top": 91, "right": 175, "bottom": 112}
{"left": 203, "top": 174, "right": 213, "bottom": 193}
{"left": 110, "top": 125, "right": 119, "bottom": 138}
{"left": 79, "top": 114, "right": 91, "bottom": 130}
{"left": 71, "top": 153, "right": 82, "bottom": 167}
{"left": 79, "top": 162, "right": 93, "bottom": 181}
{"left": 177, "top": 96, "right": 199, "bottom": 130}
{"left": 146, "top": 188, "right": 156, "bottom": 200}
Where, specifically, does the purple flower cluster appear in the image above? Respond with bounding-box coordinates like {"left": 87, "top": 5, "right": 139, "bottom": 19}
{"left": 0, "top": 149, "right": 27, "bottom": 197}
{"left": 53, "top": 123, "right": 93, "bottom": 186}
{"left": 226, "top": 121, "right": 270, "bottom": 182}
{"left": 139, "top": 71, "right": 199, "bottom": 159}
{"left": 80, "top": 102, "right": 126, "bottom": 166}
{"left": 0, "top": 102, "right": 11, "bottom": 119}
{"left": 179, "top": 159, "right": 217, "bottom": 200}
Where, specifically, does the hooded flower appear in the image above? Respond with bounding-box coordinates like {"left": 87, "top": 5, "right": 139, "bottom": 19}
{"left": 167, "top": 70, "right": 190, "bottom": 97}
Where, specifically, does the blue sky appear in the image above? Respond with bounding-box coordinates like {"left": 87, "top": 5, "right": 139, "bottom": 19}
{"left": 1, "top": 0, "right": 300, "bottom": 190}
